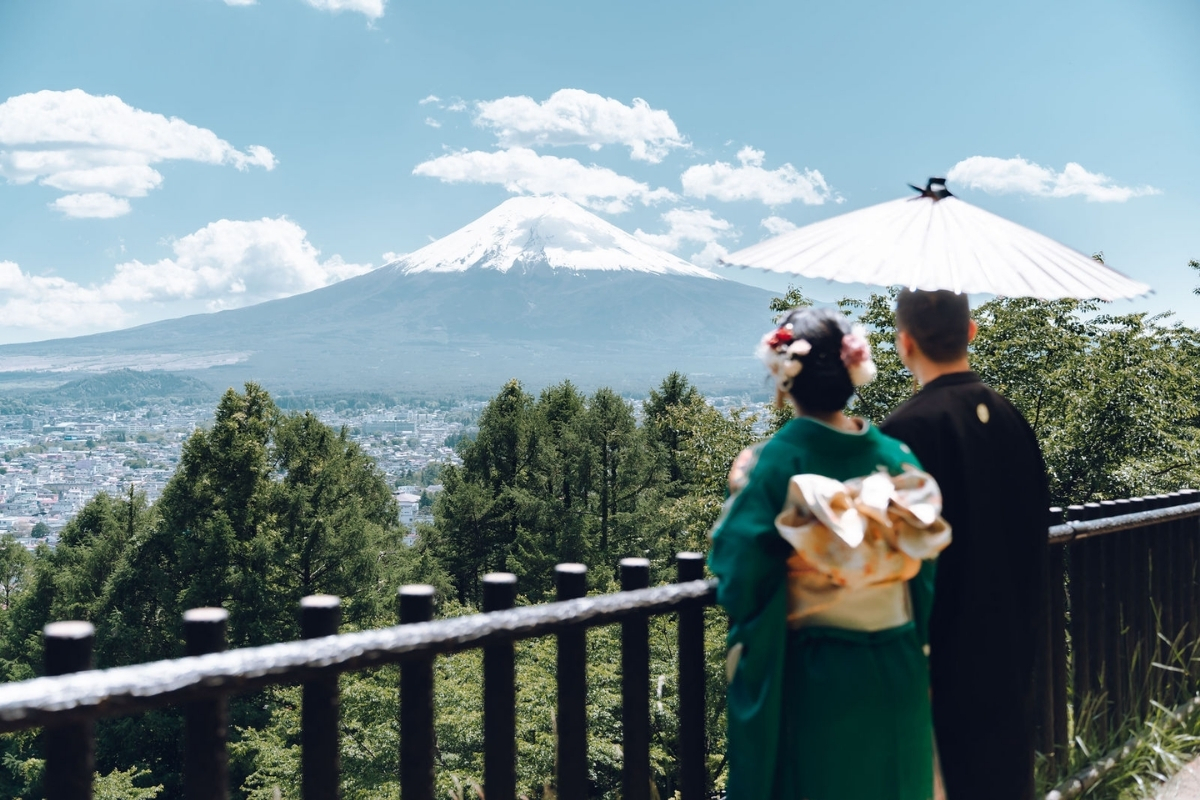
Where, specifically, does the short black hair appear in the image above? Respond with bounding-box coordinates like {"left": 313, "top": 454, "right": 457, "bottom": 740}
{"left": 894, "top": 289, "right": 971, "bottom": 363}
{"left": 776, "top": 307, "right": 856, "bottom": 413}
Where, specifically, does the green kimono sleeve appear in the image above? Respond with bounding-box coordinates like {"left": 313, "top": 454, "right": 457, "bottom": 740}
{"left": 707, "top": 445, "right": 794, "bottom": 800}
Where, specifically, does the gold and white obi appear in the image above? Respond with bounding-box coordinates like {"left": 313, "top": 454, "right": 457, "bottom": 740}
{"left": 775, "top": 468, "right": 951, "bottom": 631}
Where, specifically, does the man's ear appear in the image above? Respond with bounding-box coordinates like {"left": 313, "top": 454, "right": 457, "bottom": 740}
{"left": 896, "top": 329, "right": 914, "bottom": 359}
{"left": 967, "top": 319, "right": 978, "bottom": 343}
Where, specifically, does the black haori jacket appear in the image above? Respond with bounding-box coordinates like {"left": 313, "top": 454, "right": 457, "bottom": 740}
{"left": 882, "top": 371, "right": 1050, "bottom": 800}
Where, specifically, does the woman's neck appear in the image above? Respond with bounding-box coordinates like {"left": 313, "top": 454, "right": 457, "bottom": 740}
{"left": 794, "top": 405, "right": 862, "bottom": 433}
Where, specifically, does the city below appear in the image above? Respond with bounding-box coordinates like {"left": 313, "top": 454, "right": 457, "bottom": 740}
{"left": 0, "top": 391, "right": 772, "bottom": 550}
{"left": 0, "top": 399, "right": 483, "bottom": 549}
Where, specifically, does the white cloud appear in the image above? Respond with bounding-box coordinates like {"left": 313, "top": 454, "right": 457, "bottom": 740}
{"left": 947, "top": 156, "right": 1160, "bottom": 203}
{"left": 301, "top": 0, "right": 385, "bottom": 19}
{"left": 381, "top": 251, "right": 405, "bottom": 263}
{"left": 0, "top": 89, "right": 275, "bottom": 217}
{"left": 634, "top": 208, "right": 732, "bottom": 252}
{"left": 474, "top": 89, "right": 687, "bottom": 163}
{"left": 760, "top": 215, "right": 797, "bottom": 235}
{"left": 224, "top": 0, "right": 258, "bottom": 5}
{"left": 424, "top": 117, "right": 442, "bottom": 129}
{"left": 419, "top": 95, "right": 441, "bottom": 105}
{"left": 412, "top": 147, "right": 676, "bottom": 213}
{"left": 51, "top": 193, "right": 132, "bottom": 219}
{"left": 681, "top": 146, "right": 835, "bottom": 206}
{"left": 106, "top": 217, "right": 371, "bottom": 307}
{"left": 689, "top": 242, "right": 730, "bottom": 268}
{"left": 0, "top": 217, "right": 371, "bottom": 338}
{"left": 0, "top": 261, "right": 127, "bottom": 332}
{"left": 737, "top": 146, "right": 765, "bottom": 167}
{"left": 446, "top": 100, "right": 467, "bottom": 113}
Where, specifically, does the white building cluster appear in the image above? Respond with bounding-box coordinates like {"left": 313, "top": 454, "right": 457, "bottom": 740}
{"left": 0, "top": 400, "right": 476, "bottom": 549}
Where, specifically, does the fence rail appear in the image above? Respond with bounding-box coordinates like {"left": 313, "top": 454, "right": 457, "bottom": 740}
{"left": 1038, "top": 490, "right": 1200, "bottom": 785}
{"left": 4, "top": 553, "right": 714, "bottom": 800}
{"left": 6, "top": 491, "right": 1200, "bottom": 799}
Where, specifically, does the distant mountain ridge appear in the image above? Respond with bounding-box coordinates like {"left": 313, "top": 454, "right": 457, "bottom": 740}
{"left": 0, "top": 197, "right": 779, "bottom": 396}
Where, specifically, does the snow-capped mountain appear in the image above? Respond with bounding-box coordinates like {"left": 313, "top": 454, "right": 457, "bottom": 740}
{"left": 392, "top": 196, "right": 719, "bottom": 278}
{"left": 0, "top": 197, "right": 778, "bottom": 395}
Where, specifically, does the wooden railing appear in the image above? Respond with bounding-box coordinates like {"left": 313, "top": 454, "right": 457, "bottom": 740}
{"left": 1040, "top": 490, "right": 1200, "bottom": 799}
{"left": 0, "top": 554, "right": 713, "bottom": 800}
{"left": 5, "top": 491, "right": 1200, "bottom": 800}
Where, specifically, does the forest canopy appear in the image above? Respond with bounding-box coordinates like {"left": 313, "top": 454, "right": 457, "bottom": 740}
{"left": 0, "top": 287, "right": 1198, "bottom": 798}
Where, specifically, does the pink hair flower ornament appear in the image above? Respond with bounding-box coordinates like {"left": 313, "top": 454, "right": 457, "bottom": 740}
{"left": 840, "top": 325, "right": 877, "bottom": 387}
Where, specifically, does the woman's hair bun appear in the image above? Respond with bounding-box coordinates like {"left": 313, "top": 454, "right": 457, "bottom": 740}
{"left": 772, "top": 307, "right": 856, "bottom": 413}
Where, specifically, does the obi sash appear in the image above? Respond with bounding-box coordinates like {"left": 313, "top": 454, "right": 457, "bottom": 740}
{"left": 776, "top": 468, "right": 951, "bottom": 632}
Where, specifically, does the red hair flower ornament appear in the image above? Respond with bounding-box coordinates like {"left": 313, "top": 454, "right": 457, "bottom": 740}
{"left": 757, "top": 324, "right": 811, "bottom": 388}
{"left": 757, "top": 322, "right": 877, "bottom": 391}
{"left": 765, "top": 327, "right": 794, "bottom": 350}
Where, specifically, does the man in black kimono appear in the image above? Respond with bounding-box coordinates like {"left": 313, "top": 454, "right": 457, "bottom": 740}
{"left": 881, "top": 289, "right": 1049, "bottom": 800}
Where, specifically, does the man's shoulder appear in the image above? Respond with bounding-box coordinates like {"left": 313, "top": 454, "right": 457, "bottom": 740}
{"left": 883, "top": 377, "right": 1040, "bottom": 444}
{"left": 972, "top": 383, "right": 1038, "bottom": 434}
{"left": 881, "top": 390, "right": 942, "bottom": 432}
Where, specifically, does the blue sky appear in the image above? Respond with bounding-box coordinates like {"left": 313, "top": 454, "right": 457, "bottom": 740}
{"left": 0, "top": 0, "right": 1196, "bottom": 342}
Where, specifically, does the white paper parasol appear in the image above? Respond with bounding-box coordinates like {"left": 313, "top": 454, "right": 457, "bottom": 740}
{"left": 722, "top": 179, "right": 1150, "bottom": 300}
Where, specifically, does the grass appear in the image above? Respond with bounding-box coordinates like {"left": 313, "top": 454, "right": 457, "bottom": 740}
{"left": 1038, "top": 620, "right": 1200, "bottom": 799}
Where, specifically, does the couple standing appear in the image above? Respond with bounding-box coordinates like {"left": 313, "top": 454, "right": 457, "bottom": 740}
{"left": 709, "top": 290, "right": 1049, "bottom": 800}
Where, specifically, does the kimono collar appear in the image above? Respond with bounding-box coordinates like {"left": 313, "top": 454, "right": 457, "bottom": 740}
{"left": 921, "top": 370, "right": 981, "bottom": 392}
{"left": 782, "top": 415, "right": 874, "bottom": 441}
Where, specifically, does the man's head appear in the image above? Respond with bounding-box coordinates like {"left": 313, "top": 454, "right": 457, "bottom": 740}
{"left": 894, "top": 289, "right": 976, "bottom": 381}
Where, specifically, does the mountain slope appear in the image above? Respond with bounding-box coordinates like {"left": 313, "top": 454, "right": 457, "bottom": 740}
{"left": 0, "top": 198, "right": 779, "bottom": 396}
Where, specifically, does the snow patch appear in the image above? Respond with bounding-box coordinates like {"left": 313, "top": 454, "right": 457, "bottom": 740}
{"left": 394, "top": 196, "right": 721, "bottom": 279}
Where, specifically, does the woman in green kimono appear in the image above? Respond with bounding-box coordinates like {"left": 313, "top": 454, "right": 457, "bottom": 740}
{"left": 709, "top": 308, "right": 951, "bottom": 800}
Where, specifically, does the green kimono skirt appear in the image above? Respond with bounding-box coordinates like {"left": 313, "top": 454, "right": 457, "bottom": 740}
{"left": 710, "top": 417, "right": 937, "bottom": 800}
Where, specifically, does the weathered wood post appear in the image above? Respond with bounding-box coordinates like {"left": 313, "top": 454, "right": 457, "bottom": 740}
{"left": 482, "top": 573, "right": 518, "bottom": 800}
{"left": 300, "top": 595, "right": 342, "bottom": 800}
{"left": 399, "top": 584, "right": 436, "bottom": 800}
{"left": 183, "top": 607, "right": 230, "bottom": 800}
{"left": 556, "top": 563, "right": 589, "bottom": 800}
{"left": 43, "top": 621, "right": 96, "bottom": 800}
{"left": 620, "top": 557, "right": 651, "bottom": 800}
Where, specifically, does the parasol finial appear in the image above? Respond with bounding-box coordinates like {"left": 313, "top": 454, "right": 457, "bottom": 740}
{"left": 907, "top": 177, "right": 953, "bottom": 201}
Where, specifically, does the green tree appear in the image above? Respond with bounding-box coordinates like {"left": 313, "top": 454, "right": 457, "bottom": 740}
{"left": 582, "top": 387, "right": 652, "bottom": 564}
{"left": 651, "top": 394, "right": 758, "bottom": 563}
{"left": 0, "top": 535, "right": 31, "bottom": 610}
{"left": 507, "top": 381, "right": 594, "bottom": 597}
{"left": 102, "top": 385, "right": 406, "bottom": 653}
{"left": 0, "top": 384, "right": 420, "bottom": 798}
{"left": 644, "top": 372, "right": 701, "bottom": 490}
{"left": 270, "top": 411, "right": 402, "bottom": 628}
{"left": 0, "top": 486, "right": 159, "bottom": 796}
{"left": 433, "top": 379, "right": 598, "bottom": 603}
{"left": 1, "top": 488, "right": 154, "bottom": 669}
{"left": 775, "top": 285, "right": 1200, "bottom": 505}
{"left": 768, "top": 284, "right": 814, "bottom": 321}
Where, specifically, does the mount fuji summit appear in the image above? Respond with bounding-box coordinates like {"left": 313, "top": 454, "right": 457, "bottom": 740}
{"left": 0, "top": 197, "right": 780, "bottom": 396}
